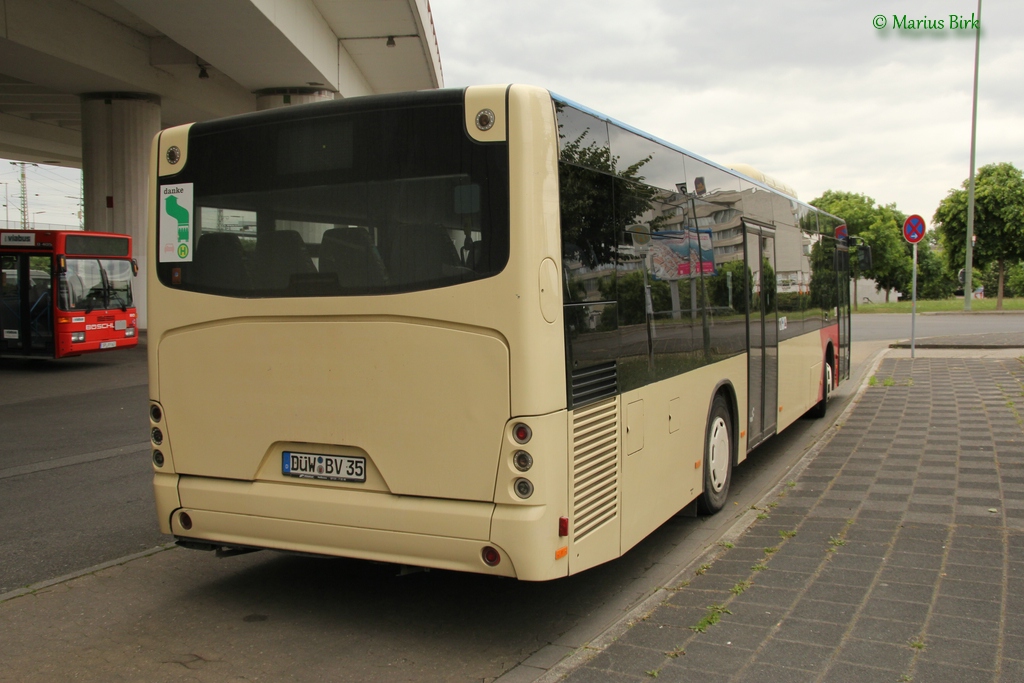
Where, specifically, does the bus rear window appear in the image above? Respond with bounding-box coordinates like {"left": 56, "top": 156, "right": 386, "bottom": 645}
{"left": 158, "top": 98, "right": 510, "bottom": 298}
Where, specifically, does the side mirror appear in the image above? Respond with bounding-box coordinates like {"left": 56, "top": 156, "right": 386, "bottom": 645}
{"left": 858, "top": 245, "right": 872, "bottom": 271}
{"left": 131, "top": 258, "right": 139, "bottom": 277}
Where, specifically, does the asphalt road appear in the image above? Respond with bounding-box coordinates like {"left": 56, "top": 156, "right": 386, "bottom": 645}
{"left": 853, "top": 311, "right": 1024, "bottom": 342}
{"left": 0, "top": 312, "right": 1011, "bottom": 680}
{"left": 0, "top": 345, "right": 158, "bottom": 594}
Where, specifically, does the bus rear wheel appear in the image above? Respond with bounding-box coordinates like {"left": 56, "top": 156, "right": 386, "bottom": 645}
{"left": 698, "top": 394, "right": 732, "bottom": 515}
{"left": 808, "top": 356, "right": 832, "bottom": 419}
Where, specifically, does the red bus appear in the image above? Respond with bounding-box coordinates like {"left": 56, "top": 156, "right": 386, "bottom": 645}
{"left": 1, "top": 229, "right": 139, "bottom": 359}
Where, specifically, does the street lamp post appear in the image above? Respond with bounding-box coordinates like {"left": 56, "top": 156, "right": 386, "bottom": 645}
{"left": 964, "top": 0, "right": 982, "bottom": 311}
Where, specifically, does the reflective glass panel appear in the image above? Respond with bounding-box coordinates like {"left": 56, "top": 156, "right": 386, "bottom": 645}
{"left": 608, "top": 124, "right": 689, "bottom": 193}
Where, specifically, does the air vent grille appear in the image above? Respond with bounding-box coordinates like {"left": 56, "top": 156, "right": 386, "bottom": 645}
{"left": 571, "top": 396, "right": 619, "bottom": 542}
{"left": 571, "top": 361, "right": 617, "bottom": 407}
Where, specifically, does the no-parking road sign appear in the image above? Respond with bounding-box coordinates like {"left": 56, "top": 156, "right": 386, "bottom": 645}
{"left": 903, "top": 214, "right": 926, "bottom": 244}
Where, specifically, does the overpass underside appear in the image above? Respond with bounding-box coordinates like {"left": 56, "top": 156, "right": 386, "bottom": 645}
{"left": 0, "top": 0, "right": 444, "bottom": 326}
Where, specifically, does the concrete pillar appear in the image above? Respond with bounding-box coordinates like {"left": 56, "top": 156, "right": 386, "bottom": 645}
{"left": 81, "top": 93, "right": 161, "bottom": 329}
{"left": 255, "top": 88, "right": 334, "bottom": 111}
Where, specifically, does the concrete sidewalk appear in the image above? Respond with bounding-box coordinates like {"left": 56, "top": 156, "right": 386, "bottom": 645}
{"left": 550, "top": 349, "right": 1024, "bottom": 683}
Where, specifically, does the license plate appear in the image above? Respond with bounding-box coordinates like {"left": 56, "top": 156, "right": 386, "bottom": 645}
{"left": 282, "top": 451, "right": 366, "bottom": 483}
{"left": 100, "top": 341, "right": 116, "bottom": 349}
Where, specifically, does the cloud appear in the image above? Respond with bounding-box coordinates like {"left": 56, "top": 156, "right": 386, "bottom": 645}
{"left": 429, "top": 0, "right": 1023, "bottom": 216}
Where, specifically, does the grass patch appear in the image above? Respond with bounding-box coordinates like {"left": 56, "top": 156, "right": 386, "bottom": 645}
{"left": 786, "top": 481, "right": 796, "bottom": 488}
{"left": 756, "top": 513, "right": 769, "bottom": 520}
{"left": 855, "top": 297, "right": 1024, "bottom": 313}
{"left": 690, "top": 604, "right": 732, "bottom": 632}
{"left": 828, "top": 536, "right": 847, "bottom": 547}
{"left": 764, "top": 546, "right": 779, "bottom": 554}
{"left": 730, "top": 580, "right": 751, "bottom": 595}
{"left": 645, "top": 670, "right": 659, "bottom": 678}
{"left": 779, "top": 530, "right": 798, "bottom": 539}
{"left": 751, "top": 562, "right": 768, "bottom": 571}
{"left": 909, "top": 637, "right": 926, "bottom": 650}
{"left": 883, "top": 377, "right": 895, "bottom": 387}
{"left": 868, "top": 375, "right": 878, "bottom": 386}
{"left": 718, "top": 541, "right": 735, "bottom": 549}
{"left": 695, "top": 563, "right": 711, "bottom": 576}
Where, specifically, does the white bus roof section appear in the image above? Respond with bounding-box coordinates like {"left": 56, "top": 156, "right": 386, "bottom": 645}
{"left": 0, "top": 0, "right": 443, "bottom": 166}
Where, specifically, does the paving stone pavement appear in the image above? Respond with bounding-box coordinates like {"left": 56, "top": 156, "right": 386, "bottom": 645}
{"left": 559, "top": 355, "right": 1024, "bottom": 683}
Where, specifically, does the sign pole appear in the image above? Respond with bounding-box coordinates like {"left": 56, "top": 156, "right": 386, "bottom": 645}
{"left": 911, "top": 243, "right": 918, "bottom": 358}
{"left": 902, "top": 215, "right": 925, "bottom": 358}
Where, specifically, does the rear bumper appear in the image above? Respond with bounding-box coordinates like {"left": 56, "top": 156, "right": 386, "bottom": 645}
{"left": 161, "top": 475, "right": 517, "bottom": 577}
{"left": 172, "top": 509, "right": 516, "bottom": 577}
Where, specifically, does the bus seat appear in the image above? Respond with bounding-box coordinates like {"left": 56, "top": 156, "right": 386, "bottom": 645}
{"left": 319, "top": 227, "right": 388, "bottom": 288}
{"left": 387, "top": 225, "right": 463, "bottom": 286}
{"left": 254, "top": 230, "right": 316, "bottom": 291}
{"left": 195, "top": 233, "right": 249, "bottom": 292}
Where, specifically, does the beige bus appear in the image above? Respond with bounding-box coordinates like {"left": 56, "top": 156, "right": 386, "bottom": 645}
{"left": 148, "top": 85, "right": 852, "bottom": 581}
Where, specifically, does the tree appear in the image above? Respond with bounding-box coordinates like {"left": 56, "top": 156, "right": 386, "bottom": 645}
{"left": 915, "top": 232, "right": 957, "bottom": 300}
{"left": 809, "top": 191, "right": 876, "bottom": 309}
{"left": 934, "top": 162, "right": 1024, "bottom": 309}
{"left": 864, "top": 203, "right": 911, "bottom": 302}
{"left": 1007, "top": 262, "right": 1024, "bottom": 298}
{"left": 558, "top": 131, "right": 655, "bottom": 269}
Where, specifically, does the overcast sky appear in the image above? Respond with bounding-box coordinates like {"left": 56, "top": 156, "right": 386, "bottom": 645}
{"left": 2, "top": 0, "right": 1018, "bottom": 230}
{"left": 431, "top": 0, "right": 1022, "bottom": 223}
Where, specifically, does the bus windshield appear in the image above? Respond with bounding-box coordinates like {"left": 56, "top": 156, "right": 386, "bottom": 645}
{"left": 158, "top": 96, "right": 510, "bottom": 298}
{"left": 60, "top": 258, "right": 134, "bottom": 311}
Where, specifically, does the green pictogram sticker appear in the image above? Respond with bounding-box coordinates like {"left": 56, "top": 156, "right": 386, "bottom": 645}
{"left": 159, "top": 183, "right": 194, "bottom": 263}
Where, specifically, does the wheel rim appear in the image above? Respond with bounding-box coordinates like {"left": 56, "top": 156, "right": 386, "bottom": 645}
{"left": 824, "top": 361, "right": 833, "bottom": 402}
{"left": 707, "top": 416, "right": 730, "bottom": 493}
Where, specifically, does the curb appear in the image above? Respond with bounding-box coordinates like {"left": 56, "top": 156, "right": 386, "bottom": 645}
{"left": 889, "top": 343, "right": 1024, "bottom": 349}
{"left": 0, "top": 544, "right": 176, "bottom": 604}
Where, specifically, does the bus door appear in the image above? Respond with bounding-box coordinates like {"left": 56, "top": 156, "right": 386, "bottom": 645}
{"left": 837, "top": 246, "right": 851, "bottom": 381}
{"left": 744, "top": 223, "right": 778, "bottom": 449}
{"left": 0, "top": 252, "right": 54, "bottom": 357}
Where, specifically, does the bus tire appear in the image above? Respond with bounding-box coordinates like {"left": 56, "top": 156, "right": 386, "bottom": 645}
{"left": 698, "top": 393, "right": 732, "bottom": 515}
{"left": 808, "top": 355, "right": 832, "bottom": 419}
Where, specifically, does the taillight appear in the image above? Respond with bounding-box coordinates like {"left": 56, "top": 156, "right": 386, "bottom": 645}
{"left": 481, "top": 546, "right": 501, "bottom": 566}
{"left": 512, "top": 423, "right": 532, "bottom": 444}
